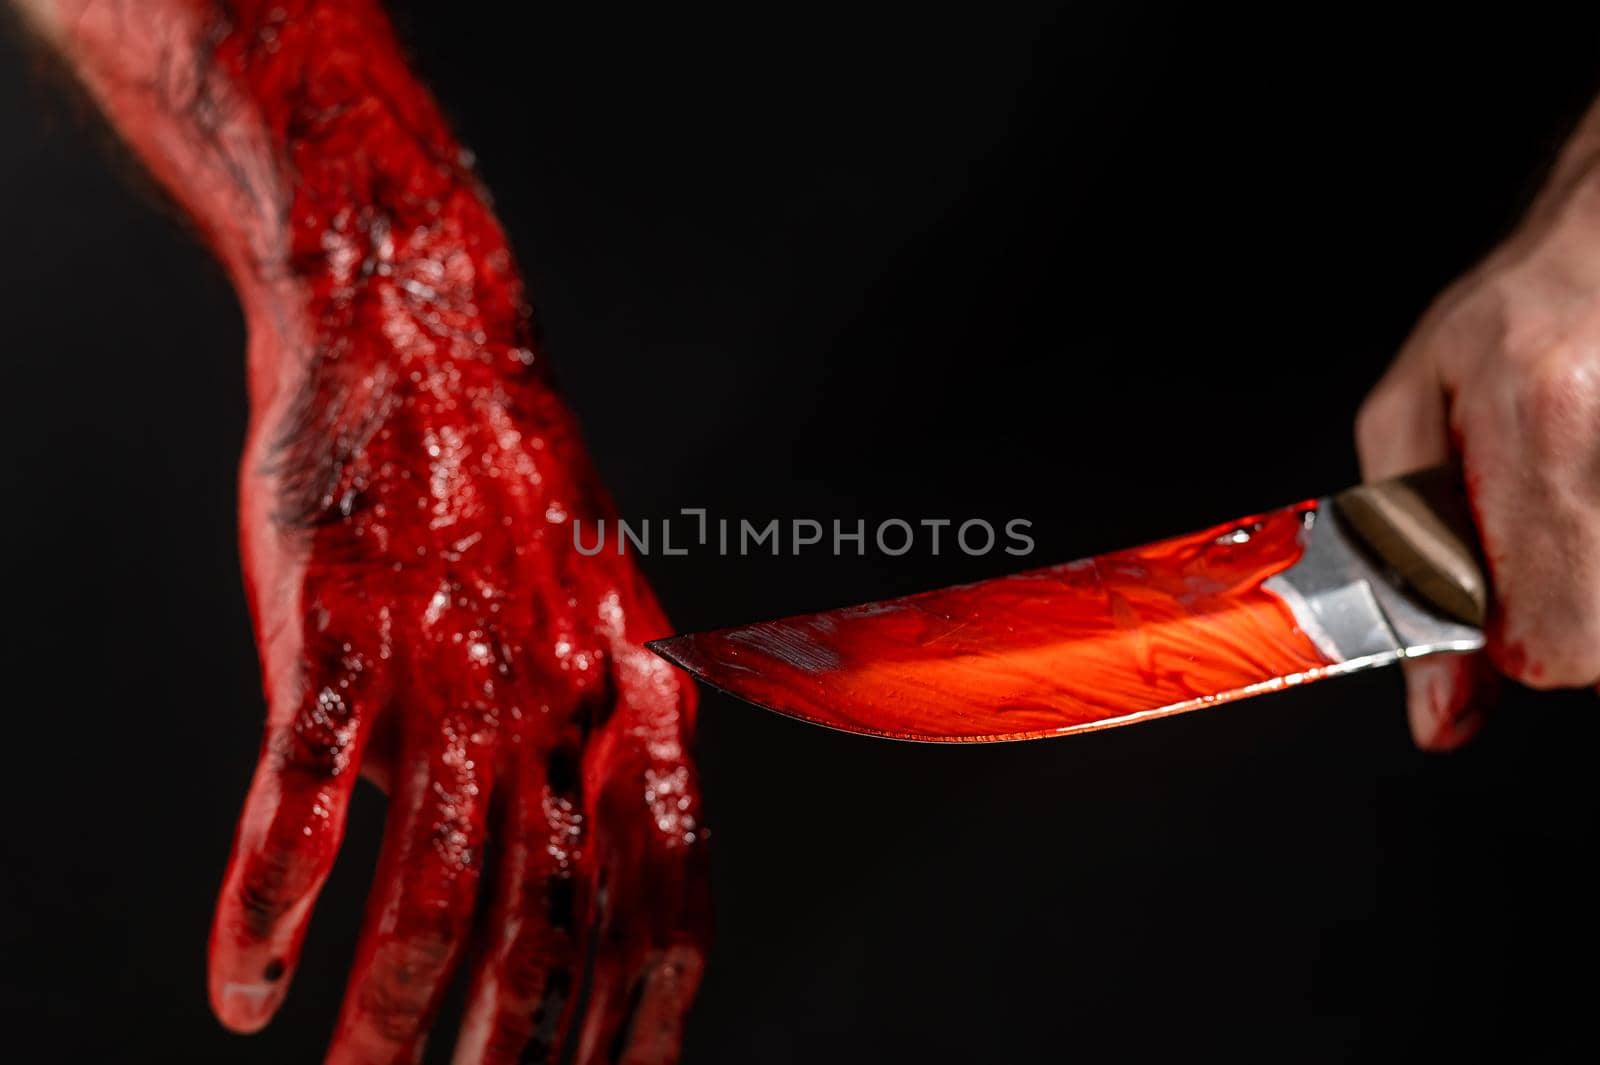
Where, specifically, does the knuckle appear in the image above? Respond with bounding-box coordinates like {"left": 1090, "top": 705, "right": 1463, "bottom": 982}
{"left": 356, "top": 933, "right": 461, "bottom": 1038}
{"left": 237, "top": 869, "right": 286, "bottom": 936}
{"left": 234, "top": 847, "right": 304, "bottom": 937}
{"left": 1515, "top": 346, "right": 1600, "bottom": 458}
{"left": 275, "top": 684, "right": 362, "bottom": 777}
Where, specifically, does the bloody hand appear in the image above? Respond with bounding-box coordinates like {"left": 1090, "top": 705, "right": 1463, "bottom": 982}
{"left": 1356, "top": 94, "right": 1600, "bottom": 745}
{"left": 20, "top": 1, "right": 708, "bottom": 1061}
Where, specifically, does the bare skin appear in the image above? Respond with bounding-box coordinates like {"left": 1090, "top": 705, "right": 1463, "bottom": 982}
{"left": 1357, "top": 95, "right": 1600, "bottom": 747}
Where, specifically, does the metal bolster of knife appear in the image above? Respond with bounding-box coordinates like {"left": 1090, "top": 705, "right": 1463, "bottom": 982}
{"left": 1332, "top": 465, "right": 1487, "bottom": 629}
{"left": 1267, "top": 465, "right": 1487, "bottom": 669}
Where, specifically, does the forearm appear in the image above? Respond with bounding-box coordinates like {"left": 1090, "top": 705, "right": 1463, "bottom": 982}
{"left": 21, "top": 0, "right": 539, "bottom": 415}
{"left": 1508, "top": 91, "right": 1600, "bottom": 249}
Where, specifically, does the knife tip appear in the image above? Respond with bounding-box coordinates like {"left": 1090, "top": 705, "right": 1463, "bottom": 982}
{"left": 646, "top": 634, "right": 697, "bottom": 672}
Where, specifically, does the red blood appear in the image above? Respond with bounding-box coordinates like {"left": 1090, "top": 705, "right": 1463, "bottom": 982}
{"left": 41, "top": 2, "right": 707, "bottom": 1062}
{"left": 664, "top": 503, "right": 1336, "bottom": 741}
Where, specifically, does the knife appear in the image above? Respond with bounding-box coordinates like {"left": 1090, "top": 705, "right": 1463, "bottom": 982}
{"left": 648, "top": 466, "right": 1487, "bottom": 742}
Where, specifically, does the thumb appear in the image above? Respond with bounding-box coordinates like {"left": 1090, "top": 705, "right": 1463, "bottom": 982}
{"left": 1401, "top": 652, "right": 1499, "bottom": 751}
{"left": 1355, "top": 347, "right": 1498, "bottom": 749}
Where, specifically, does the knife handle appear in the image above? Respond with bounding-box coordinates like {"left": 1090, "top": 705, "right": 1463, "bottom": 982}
{"left": 1332, "top": 465, "right": 1488, "bottom": 628}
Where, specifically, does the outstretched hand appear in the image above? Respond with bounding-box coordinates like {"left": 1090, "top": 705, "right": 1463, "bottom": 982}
{"left": 215, "top": 309, "right": 708, "bottom": 1064}
{"left": 19, "top": 1, "right": 708, "bottom": 1061}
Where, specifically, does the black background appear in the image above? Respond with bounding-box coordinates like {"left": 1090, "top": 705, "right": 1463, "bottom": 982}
{"left": 2, "top": 3, "right": 1597, "bottom": 1062}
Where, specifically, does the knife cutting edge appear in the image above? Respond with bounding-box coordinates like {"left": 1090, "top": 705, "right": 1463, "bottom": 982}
{"left": 648, "top": 467, "right": 1487, "bottom": 742}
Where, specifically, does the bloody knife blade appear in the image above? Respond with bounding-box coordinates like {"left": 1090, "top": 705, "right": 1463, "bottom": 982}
{"left": 648, "top": 467, "right": 1487, "bottom": 742}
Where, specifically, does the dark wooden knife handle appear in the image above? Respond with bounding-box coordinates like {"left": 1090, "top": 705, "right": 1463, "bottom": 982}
{"left": 1333, "top": 465, "right": 1488, "bottom": 628}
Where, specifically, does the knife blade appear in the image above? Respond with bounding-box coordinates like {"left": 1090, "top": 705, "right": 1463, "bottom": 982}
{"left": 648, "top": 467, "right": 1487, "bottom": 742}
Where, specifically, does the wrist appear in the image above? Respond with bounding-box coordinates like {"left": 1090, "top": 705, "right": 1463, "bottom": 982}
{"left": 1521, "top": 102, "right": 1600, "bottom": 240}
{"left": 240, "top": 205, "right": 538, "bottom": 419}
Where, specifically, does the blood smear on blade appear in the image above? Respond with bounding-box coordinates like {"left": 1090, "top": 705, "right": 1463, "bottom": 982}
{"left": 667, "top": 502, "right": 1338, "bottom": 741}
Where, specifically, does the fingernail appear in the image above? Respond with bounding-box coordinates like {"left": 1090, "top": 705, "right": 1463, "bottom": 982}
{"left": 1405, "top": 656, "right": 1493, "bottom": 752}
{"left": 1404, "top": 660, "right": 1446, "bottom": 749}
{"left": 214, "top": 979, "right": 281, "bottom": 1033}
